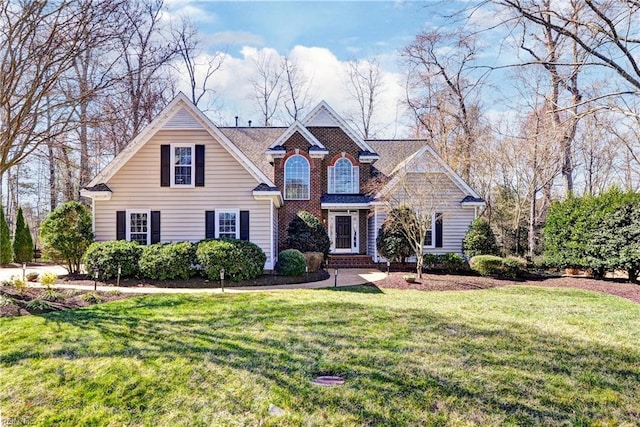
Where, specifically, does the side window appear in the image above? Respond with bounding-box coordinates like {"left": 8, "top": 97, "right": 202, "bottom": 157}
{"left": 127, "top": 210, "right": 150, "bottom": 245}
{"left": 217, "top": 210, "right": 239, "bottom": 239}
{"left": 171, "top": 144, "right": 195, "bottom": 187}
{"left": 284, "top": 154, "right": 310, "bottom": 200}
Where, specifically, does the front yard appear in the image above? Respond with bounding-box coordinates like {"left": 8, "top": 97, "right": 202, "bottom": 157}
{"left": 1, "top": 284, "right": 639, "bottom": 425}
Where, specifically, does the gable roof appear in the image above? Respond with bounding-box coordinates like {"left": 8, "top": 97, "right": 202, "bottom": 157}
{"left": 374, "top": 143, "right": 483, "bottom": 202}
{"left": 267, "top": 121, "right": 327, "bottom": 152}
{"left": 86, "top": 92, "right": 277, "bottom": 188}
{"left": 367, "top": 140, "right": 431, "bottom": 176}
{"left": 302, "top": 101, "right": 378, "bottom": 156}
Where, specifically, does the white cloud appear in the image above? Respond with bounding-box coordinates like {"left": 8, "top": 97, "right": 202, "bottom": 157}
{"left": 175, "top": 45, "right": 411, "bottom": 137}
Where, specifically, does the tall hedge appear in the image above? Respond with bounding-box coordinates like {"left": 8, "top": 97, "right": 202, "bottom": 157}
{"left": 40, "top": 201, "right": 93, "bottom": 274}
{"left": 12, "top": 207, "right": 33, "bottom": 263}
{"left": 543, "top": 188, "right": 640, "bottom": 281}
{"left": 0, "top": 203, "right": 11, "bottom": 265}
{"left": 286, "top": 210, "right": 330, "bottom": 256}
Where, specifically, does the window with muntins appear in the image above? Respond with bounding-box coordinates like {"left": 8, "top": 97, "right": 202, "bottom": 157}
{"left": 328, "top": 158, "right": 359, "bottom": 193}
{"left": 284, "top": 155, "right": 310, "bottom": 199}
{"left": 171, "top": 144, "right": 194, "bottom": 186}
{"left": 128, "top": 211, "right": 149, "bottom": 245}
{"left": 217, "top": 211, "right": 239, "bottom": 239}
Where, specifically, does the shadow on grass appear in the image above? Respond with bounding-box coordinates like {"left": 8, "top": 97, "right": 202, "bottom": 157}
{"left": 2, "top": 290, "right": 639, "bottom": 424}
{"left": 319, "top": 283, "right": 384, "bottom": 294}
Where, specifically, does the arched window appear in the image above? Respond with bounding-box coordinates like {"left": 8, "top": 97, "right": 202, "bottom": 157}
{"left": 328, "top": 158, "right": 359, "bottom": 193}
{"left": 284, "top": 155, "right": 310, "bottom": 200}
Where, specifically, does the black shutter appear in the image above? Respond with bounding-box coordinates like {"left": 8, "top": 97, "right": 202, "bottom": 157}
{"left": 435, "top": 213, "right": 443, "bottom": 248}
{"left": 240, "top": 210, "right": 250, "bottom": 240}
{"left": 205, "top": 210, "right": 215, "bottom": 239}
{"left": 161, "top": 145, "right": 170, "bottom": 187}
{"left": 151, "top": 211, "right": 161, "bottom": 244}
{"left": 195, "top": 144, "right": 205, "bottom": 187}
{"left": 116, "top": 211, "right": 126, "bottom": 240}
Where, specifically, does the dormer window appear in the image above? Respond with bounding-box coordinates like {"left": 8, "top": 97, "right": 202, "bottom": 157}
{"left": 171, "top": 143, "right": 195, "bottom": 187}
{"left": 284, "top": 154, "right": 310, "bottom": 200}
{"left": 328, "top": 157, "right": 359, "bottom": 193}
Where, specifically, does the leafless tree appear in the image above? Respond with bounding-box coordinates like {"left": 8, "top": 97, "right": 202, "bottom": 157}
{"left": 344, "top": 57, "right": 384, "bottom": 139}
{"left": 250, "top": 51, "right": 284, "bottom": 127}
{"left": 172, "top": 17, "right": 225, "bottom": 109}
{"left": 0, "top": 0, "right": 90, "bottom": 196}
{"left": 281, "top": 56, "right": 313, "bottom": 123}
{"left": 401, "top": 29, "right": 487, "bottom": 182}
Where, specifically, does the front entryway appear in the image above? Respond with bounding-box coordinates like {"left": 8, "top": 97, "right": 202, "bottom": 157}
{"left": 328, "top": 211, "right": 358, "bottom": 253}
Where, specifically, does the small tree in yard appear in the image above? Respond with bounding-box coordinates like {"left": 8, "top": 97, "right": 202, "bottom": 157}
{"left": 462, "top": 217, "right": 499, "bottom": 257}
{"left": 286, "top": 210, "right": 331, "bottom": 257}
{"left": 376, "top": 207, "right": 414, "bottom": 263}
{"left": 0, "top": 203, "right": 11, "bottom": 265}
{"left": 40, "top": 201, "right": 93, "bottom": 274}
{"left": 12, "top": 207, "right": 33, "bottom": 263}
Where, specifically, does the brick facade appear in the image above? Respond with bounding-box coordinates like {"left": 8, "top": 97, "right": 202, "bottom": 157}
{"left": 275, "top": 127, "right": 372, "bottom": 253}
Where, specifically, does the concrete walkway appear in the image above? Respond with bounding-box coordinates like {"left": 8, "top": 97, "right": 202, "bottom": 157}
{"left": 1, "top": 264, "right": 387, "bottom": 294}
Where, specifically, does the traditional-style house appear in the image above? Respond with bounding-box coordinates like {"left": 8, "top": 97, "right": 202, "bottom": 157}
{"left": 82, "top": 93, "right": 484, "bottom": 270}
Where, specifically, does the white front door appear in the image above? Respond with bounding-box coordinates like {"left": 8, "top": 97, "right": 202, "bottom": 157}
{"left": 328, "top": 211, "right": 359, "bottom": 253}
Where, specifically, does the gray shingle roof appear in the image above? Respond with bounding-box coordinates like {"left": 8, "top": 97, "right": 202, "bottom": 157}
{"left": 219, "top": 127, "right": 285, "bottom": 180}
{"left": 321, "top": 194, "right": 374, "bottom": 204}
{"left": 366, "top": 140, "right": 431, "bottom": 176}
{"left": 461, "top": 195, "right": 485, "bottom": 204}
{"left": 83, "top": 183, "right": 112, "bottom": 192}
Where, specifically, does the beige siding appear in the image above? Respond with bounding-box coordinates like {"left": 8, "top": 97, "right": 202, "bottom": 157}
{"left": 94, "top": 129, "right": 275, "bottom": 269}
{"left": 162, "top": 106, "right": 204, "bottom": 129}
{"left": 376, "top": 172, "right": 476, "bottom": 257}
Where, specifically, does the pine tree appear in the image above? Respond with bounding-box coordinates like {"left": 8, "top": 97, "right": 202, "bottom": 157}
{"left": 0, "top": 203, "right": 11, "bottom": 264}
{"left": 12, "top": 207, "right": 33, "bottom": 263}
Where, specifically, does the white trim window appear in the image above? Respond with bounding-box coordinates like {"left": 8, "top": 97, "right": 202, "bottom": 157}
{"left": 171, "top": 143, "right": 195, "bottom": 187}
{"left": 217, "top": 210, "right": 239, "bottom": 239}
{"left": 284, "top": 155, "right": 310, "bottom": 200}
{"left": 328, "top": 158, "right": 359, "bottom": 193}
{"left": 126, "top": 210, "right": 150, "bottom": 245}
{"left": 424, "top": 212, "right": 436, "bottom": 248}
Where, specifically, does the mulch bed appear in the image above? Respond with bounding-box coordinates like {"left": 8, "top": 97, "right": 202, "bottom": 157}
{"left": 0, "top": 286, "right": 134, "bottom": 318}
{"left": 58, "top": 269, "right": 330, "bottom": 289}
{"left": 374, "top": 272, "right": 640, "bottom": 304}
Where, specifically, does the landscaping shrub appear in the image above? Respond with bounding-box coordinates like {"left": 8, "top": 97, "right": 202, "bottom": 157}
{"left": 139, "top": 241, "right": 196, "bottom": 280}
{"left": 12, "top": 206, "right": 34, "bottom": 263}
{"left": 83, "top": 240, "right": 143, "bottom": 281}
{"left": 376, "top": 207, "right": 414, "bottom": 263}
{"left": 0, "top": 203, "right": 12, "bottom": 264}
{"left": 304, "top": 251, "right": 324, "bottom": 273}
{"left": 286, "top": 211, "right": 330, "bottom": 256}
{"left": 26, "top": 299, "right": 53, "bottom": 311}
{"left": 423, "top": 253, "right": 467, "bottom": 273}
{"left": 462, "top": 217, "right": 500, "bottom": 257}
{"left": 82, "top": 292, "right": 103, "bottom": 303}
{"left": 469, "top": 255, "right": 521, "bottom": 278}
{"left": 40, "top": 201, "right": 93, "bottom": 274}
{"left": 196, "top": 239, "right": 266, "bottom": 282}
{"left": 39, "top": 272, "right": 58, "bottom": 288}
{"left": 276, "top": 249, "right": 307, "bottom": 276}
{"left": 42, "top": 288, "right": 62, "bottom": 302}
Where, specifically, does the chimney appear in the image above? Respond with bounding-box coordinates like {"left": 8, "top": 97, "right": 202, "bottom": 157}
{"left": 248, "top": 120, "right": 252, "bottom": 127}
{"left": 235, "top": 116, "right": 238, "bottom": 127}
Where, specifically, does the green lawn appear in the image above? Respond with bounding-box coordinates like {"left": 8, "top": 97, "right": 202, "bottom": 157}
{"left": 1, "top": 285, "right": 639, "bottom": 426}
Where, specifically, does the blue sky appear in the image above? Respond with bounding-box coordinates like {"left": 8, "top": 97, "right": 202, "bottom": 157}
{"left": 164, "top": 1, "right": 503, "bottom": 136}
{"left": 195, "top": 1, "right": 430, "bottom": 61}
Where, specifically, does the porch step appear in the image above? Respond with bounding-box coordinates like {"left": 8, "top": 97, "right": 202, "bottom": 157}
{"left": 327, "top": 255, "right": 379, "bottom": 269}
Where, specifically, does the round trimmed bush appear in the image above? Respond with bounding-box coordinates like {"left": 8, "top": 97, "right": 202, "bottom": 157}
{"left": 463, "top": 218, "right": 500, "bottom": 257}
{"left": 469, "top": 255, "right": 521, "bottom": 278}
{"left": 196, "top": 239, "right": 266, "bottom": 282}
{"left": 139, "top": 241, "right": 196, "bottom": 280}
{"left": 286, "top": 211, "right": 330, "bottom": 257}
{"left": 83, "top": 240, "right": 143, "bottom": 280}
{"left": 276, "top": 249, "right": 307, "bottom": 276}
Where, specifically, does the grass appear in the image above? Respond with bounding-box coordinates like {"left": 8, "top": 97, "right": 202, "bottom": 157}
{"left": 1, "top": 285, "right": 639, "bottom": 426}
